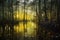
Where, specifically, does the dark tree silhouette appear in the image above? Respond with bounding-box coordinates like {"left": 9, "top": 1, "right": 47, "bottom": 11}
{"left": 0, "top": 0, "right": 20, "bottom": 40}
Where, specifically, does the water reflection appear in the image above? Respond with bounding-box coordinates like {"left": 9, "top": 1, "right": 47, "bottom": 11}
{"left": 14, "top": 22, "right": 37, "bottom": 37}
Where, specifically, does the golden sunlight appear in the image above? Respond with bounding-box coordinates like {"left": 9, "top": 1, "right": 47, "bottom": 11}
{"left": 14, "top": 8, "right": 37, "bottom": 37}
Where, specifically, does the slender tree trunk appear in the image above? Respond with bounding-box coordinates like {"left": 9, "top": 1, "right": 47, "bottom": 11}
{"left": 44, "top": 0, "right": 48, "bottom": 21}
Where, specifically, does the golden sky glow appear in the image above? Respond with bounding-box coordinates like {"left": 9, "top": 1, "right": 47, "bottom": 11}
{"left": 14, "top": 8, "right": 35, "bottom": 20}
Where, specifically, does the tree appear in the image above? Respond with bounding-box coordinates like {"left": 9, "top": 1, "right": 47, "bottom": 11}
{"left": 0, "top": 0, "right": 20, "bottom": 40}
